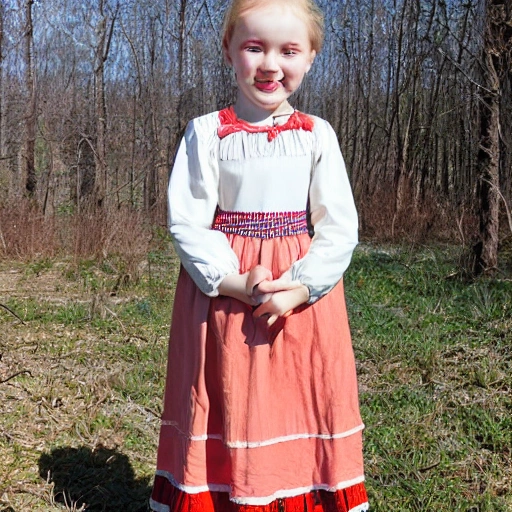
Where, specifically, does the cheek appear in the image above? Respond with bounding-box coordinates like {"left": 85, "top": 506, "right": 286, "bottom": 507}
{"left": 234, "top": 54, "right": 255, "bottom": 76}
{"left": 289, "top": 61, "right": 309, "bottom": 79}
{"left": 282, "top": 64, "right": 302, "bottom": 81}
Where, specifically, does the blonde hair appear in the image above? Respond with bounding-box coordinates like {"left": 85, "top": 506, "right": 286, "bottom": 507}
{"left": 222, "top": 0, "right": 324, "bottom": 54}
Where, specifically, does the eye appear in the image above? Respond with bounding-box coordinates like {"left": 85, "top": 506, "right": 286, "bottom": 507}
{"left": 245, "top": 46, "right": 262, "bottom": 53}
{"left": 283, "top": 48, "right": 298, "bottom": 56}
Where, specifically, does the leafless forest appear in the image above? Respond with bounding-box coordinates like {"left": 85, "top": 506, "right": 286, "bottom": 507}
{"left": 0, "top": 0, "right": 510, "bottom": 272}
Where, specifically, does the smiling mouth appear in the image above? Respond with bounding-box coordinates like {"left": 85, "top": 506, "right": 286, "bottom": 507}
{"left": 254, "top": 80, "right": 281, "bottom": 93}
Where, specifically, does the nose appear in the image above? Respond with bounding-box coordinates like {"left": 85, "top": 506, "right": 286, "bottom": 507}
{"left": 260, "top": 51, "right": 279, "bottom": 74}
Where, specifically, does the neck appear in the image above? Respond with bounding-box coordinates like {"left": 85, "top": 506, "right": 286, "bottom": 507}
{"left": 233, "top": 97, "right": 294, "bottom": 125}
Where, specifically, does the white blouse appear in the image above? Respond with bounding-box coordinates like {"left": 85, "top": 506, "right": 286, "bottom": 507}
{"left": 168, "top": 110, "right": 358, "bottom": 303}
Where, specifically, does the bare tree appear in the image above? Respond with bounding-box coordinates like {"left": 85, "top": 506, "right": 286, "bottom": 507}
{"left": 0, "top": 1, "right": 4, "bottom": 159}
{"left": 473, "top": 0, "right": 512, "bottom": 273}
{"left": 0, "top": 0, "right": 509, "bottom": 255}
{"left": 92, "top": 0, "right": 119, "bottom": 209}
{"left": 23, "top": 0, "right": 36, "bottom": 197}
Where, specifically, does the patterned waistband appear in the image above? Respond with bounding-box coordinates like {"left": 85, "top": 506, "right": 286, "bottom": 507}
{"left": 212, "top": 209, "right": 308, "bottom": 239}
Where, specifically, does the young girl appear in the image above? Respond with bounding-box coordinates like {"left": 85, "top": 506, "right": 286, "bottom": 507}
{"left": 150, "top": 0, "right": 369, "bottom": 510}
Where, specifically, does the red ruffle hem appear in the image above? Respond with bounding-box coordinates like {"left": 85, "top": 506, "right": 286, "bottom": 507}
{"left": 151, "top": 476, "right": 368, "bottom": 512}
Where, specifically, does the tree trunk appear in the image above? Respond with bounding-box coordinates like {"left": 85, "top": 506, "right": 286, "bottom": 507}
{"left": 475, "top": 77, "right": 500, "bottom": 273}
{"left": 93, "top": 7, "right": 107, "bottom": 209}
{"left": 24, "top": 0, "right": 36, "bottom": 198}
{"left": 0, "top": 2, "right": 4, "bottom": 158}
{"left": 473, "top": 0, "right": 512, "bottom": 274}
{"left": 93, "top": 1, "right": 118, "bottom": 209}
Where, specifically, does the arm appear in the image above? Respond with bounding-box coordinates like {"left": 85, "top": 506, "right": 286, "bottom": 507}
{"left": 288, "top": 119, "right": 359, "bottom": 303}
{"left": 169, "top": 116, "right": 240, "bottom": 296}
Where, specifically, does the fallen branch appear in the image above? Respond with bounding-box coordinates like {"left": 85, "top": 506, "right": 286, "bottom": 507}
{"left": 0, "top": 370, "right": 33, "bottom": 384}
{"left": 0, "top": 303, "right": 25, "bottom": 324}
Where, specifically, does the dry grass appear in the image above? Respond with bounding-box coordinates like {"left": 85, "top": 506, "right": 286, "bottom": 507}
{"left": 357, "top": 184, "right": 479, "bottom": 245}
{"left": 0, "top": 202, "right": 159, "bottom": 280}
{"left": 0, "top": 252, "right": 175, "bottom": 511}
{"left": 0, "top": 200, "right": 58, "bottom": 260}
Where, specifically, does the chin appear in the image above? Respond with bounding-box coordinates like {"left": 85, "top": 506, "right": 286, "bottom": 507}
{"left": 256, "top": 95, "right": 289, "bottom": 109}
{"left": 262, "top": 103, "right": 286, "bottom": 113}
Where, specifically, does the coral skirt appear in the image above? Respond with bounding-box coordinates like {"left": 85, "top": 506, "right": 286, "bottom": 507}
{"left": 150, "top": 231, "right": 368, "bottom": 512}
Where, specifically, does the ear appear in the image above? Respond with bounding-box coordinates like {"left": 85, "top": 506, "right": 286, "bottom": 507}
{"left": 223, "top": 39, "right": 233, "bottom": 66}
{"left": 305, "top": 50, "right": 316, "bottom": 73}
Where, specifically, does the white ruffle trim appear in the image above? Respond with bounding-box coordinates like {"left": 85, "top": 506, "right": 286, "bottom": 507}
{"left": 160, "top": 421, "right": 365, "bottom": 448}
{"left": 151, "top": 470, "right": 368, "bottom": 507}
{"left": 149, "top": 499, "right": 170, "bottom": 512}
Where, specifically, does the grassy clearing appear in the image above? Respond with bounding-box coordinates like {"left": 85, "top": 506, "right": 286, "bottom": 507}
{"left": 0, "top": 243, "right": 511, "bottom": 511}
{"left": 0, "top": 247, "right": 178, "bottom": 512}
{"left": 348, "top": 245, "right": 512, "bottom": 511}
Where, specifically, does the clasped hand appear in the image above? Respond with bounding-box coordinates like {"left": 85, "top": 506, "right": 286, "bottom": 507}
{"left": 218, "top": 265, "right": 309, "bottom": 326}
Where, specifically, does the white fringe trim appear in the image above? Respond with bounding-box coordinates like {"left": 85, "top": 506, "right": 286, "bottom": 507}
{"left": 160, "top": 421, "right": 365, "bottom": 449}
{"left": 218, "top": 129, "right": 314, "bottom": 161}
{"left": 152, "top": 470, "right": 367, "bottom": 507}
{"left": 160, "top": 421, "right": 224, "bottom": 442}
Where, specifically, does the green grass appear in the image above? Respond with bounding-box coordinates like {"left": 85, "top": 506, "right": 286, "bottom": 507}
{"left": 345, "top": 245, "right": 512, "bottom": 511}
{"left": 0, "top": 243, "right": 511, "bottom": 511}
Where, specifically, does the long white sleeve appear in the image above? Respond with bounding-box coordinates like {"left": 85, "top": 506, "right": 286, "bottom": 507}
{"left": 290, "top": 119, "right": 359, "bottom": 303}
{"left": 168, "top": 116, "right": 239, "bottom": 296}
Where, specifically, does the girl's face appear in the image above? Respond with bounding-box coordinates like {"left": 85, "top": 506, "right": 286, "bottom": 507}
{"left": 224, "top": 4, "right": 316, "bottom": 121}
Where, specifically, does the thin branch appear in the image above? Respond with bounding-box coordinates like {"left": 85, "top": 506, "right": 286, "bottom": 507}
{"left": 437, "top": 48, "right": 493, "bottom": 94}
{"left": 103, "top": 1, "right": 120, "bottom": 63}
{"left": 0, "top": 370, "right": 32, "bottom": 384}
{"left": 104, "top": 306, "right": 126, "bottom": 334}
{"left": 186, "top": 1, "right": 206, "bottom": 38}
{"left": 0, "top": 226, "right": 6, "bottom": 252}
{"left": 0, "top": 303, "right": 25, "bottom": 324}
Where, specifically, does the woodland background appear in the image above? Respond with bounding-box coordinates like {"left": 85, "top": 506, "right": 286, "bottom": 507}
{"left": 1, "top": 2, "right": 512, "bottom": 510}
{"left": 0, "top": 0, "right": 511, "bottom": 272}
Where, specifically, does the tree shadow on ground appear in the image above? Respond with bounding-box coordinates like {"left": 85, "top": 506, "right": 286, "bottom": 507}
{"left": 38, "top": 445, "right": 151, "bottom": 511}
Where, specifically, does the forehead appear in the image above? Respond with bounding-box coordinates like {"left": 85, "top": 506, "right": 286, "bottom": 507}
{"left": 231, "top": 4, "right": 311, "bottom": 46}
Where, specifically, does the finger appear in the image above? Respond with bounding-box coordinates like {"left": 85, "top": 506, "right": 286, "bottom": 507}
{"left": 267, "top": 313, "right": 279, "bottom": 326}
{"left": 267, "top": 310, "right": 291, "bottom": 326}
{"left": 252, "top": 265, "right": 273, "bottom": 281}
{"left": 253, "top": 301, "right": 276, "bottom": 318}
{"left": 253, "top": 302, "right": 268, "bottom": 318}
{"left": 257, "top": 279, "right": 299, "bottom": 294}
{"left": 252, "top": 292, "right": 273, "bottom": 305}
{"left": 246, "top": 266, "right": 273, "bottom": 295}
